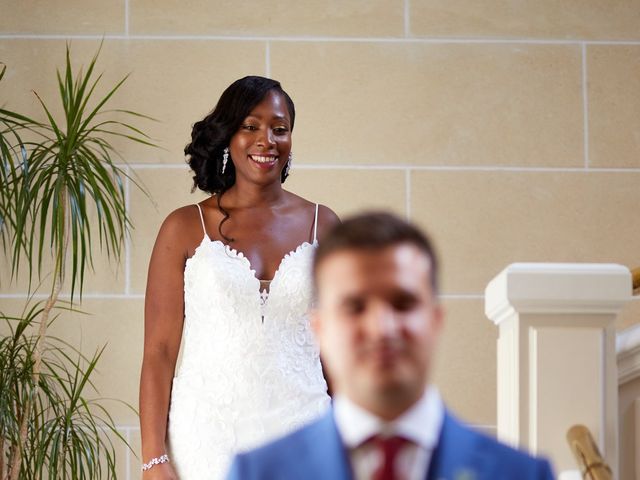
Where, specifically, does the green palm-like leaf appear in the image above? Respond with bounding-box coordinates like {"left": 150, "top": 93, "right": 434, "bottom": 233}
{"left": 1, "top": 43, "right": 154, "bottom": 299}
{"left": 0, "top": 44, "right": 155, "bottom": 479}
{"left": 1, "top": 306, "right": 134, "bottom": 479}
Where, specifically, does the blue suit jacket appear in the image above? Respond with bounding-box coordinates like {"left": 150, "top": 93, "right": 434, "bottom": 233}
{"left": 226, "top": 409, "right": 555, "bottom": 480}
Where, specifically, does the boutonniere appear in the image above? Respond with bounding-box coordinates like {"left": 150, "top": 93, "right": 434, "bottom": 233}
{"left": 453, "top": 468, "right": 477, "bottom": 480}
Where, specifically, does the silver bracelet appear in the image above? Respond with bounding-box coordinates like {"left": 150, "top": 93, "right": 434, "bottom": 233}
{"left": 142, "top": 454, "right": 169, "bottom": 471}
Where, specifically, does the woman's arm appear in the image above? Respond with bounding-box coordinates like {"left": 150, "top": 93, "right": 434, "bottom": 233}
{"left": 139, "top": 210, "right": 191, "bottom": 479}
{"left": 314, "top": 204, "right": 340, "bottom": 396}
{"left": 315, "top": 204, "right": 341, "bottom": 241}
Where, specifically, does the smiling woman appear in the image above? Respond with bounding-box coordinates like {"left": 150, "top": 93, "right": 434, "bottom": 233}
{"left": 227, "top": 90, "right": 293, "bottom": 195}
{"left": 138, "top": 76, "right": 340, "bottom": 479}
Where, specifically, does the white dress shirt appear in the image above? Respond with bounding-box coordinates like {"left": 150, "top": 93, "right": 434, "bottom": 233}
{"left": 333, "top": 386, "right": 444, "bottom": 480}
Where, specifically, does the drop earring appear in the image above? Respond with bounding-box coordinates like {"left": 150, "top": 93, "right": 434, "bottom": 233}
{"left": 221, "top": 147, "right": 229, "bottom": 174}
{"left": 285, "top": 152, "right": 293, "bottom": 177}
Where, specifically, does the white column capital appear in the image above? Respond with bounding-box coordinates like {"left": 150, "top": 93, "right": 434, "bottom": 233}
{"left": 485, "top": 262, "right": 632, "bottom": 475}
{"left": 485, "top": 263, "right": 632, "bottom": 326}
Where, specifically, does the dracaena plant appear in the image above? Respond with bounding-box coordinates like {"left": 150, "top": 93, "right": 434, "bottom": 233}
{"left": 0, "top": 43, "right": 154, "bottom": 479}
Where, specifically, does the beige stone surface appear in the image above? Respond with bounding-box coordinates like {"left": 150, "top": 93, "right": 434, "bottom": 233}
{"left": 0, "top": 0, "right": 125, "bottom": 34}
{"left": 411, "top": 170, "right": 640, "bottom": 294}
{"left": 129, "top": 167, "right": 207, "bottom": 294}
{"left": 128, "top": 429, "right": 142, "bottom": 478}
{"left": 435, "top": 298, "right": 497, "bottom": 425}
{"left": 588, "top": 45, "right": 640, "bottom": 168}
{"left": 0, "top": 39, "right": 266, "bottom": 164}
{"left": 619, "top": 298, "right": 640, "bottom": 330}
{"left": 0, "top": 298, "right": 22, "bottom": 321}
{"left": 410, "top": 0, "right": 640, "bottom": 40}
{"left": 65, "top": 250, "right": 125, "bottom": 295}
{"left": 285, "top": 168, "right": 406, "bottom": 216}
{"left": 1, "top": 249, "right": 54, "bottom": 295}
{"left": 272, "top": 42, "right": 583, "bottom": 167}
{"left": 49, "top": 298, "right": 144, "bottom": 425}
{"left": 130, "top": 0, "right": 403, "bottom": 37}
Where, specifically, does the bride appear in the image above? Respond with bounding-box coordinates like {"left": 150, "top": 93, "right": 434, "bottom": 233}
{"left": 139, "top": 76, "right": 338, "bottom": 479}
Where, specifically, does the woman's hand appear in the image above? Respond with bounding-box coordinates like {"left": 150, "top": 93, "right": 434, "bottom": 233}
{"left": 142, "top": 462, "right": 179, "bottom": 479}
{"left": 140, "top": 209, "right": 193, "bottom": 480}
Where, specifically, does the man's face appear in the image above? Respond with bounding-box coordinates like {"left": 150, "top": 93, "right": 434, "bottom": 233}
{"left": 313, "top": 242, "right": 443, "bottom": 419}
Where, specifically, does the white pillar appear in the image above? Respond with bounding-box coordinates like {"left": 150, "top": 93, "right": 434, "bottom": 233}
{"left": 617, "top": 324, "right": 640, "bottom": 480}
{"left": 485, "top": 263, "right": 631, "bottom": 476}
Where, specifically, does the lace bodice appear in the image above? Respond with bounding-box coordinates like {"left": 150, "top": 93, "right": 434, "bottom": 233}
{"left": 167, "top": 205, "right": 330, "bottom": 479}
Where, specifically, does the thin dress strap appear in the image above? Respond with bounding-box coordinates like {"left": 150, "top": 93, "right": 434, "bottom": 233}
{"left": 312, "top": 203, "right": 319, "bottom": 243}
{"left": 195, "top": 204, "right": 207, "bottom": 238}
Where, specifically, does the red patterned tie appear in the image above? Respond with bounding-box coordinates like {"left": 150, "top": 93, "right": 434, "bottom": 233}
{"left": 372, "top": 435, "right": 407, "bottom": 480}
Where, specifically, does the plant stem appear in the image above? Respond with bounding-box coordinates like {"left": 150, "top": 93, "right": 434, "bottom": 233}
{"left": 8, "top": 190, "right": 67, "bottom": 480}
{"left": 1, "top": 435, "right": 5, "bottom": 479}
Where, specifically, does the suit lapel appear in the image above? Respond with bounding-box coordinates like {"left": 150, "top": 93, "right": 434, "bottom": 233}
{"left": 300, "top": 409, "right": 353, "bottom": 480}
{"left": 427, "top": 411, "right": 490, "bottom": 480}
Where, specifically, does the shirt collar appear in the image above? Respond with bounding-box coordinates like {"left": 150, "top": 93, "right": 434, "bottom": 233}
{"left": 333, "top": 385, "right": 444, "bottom": 451}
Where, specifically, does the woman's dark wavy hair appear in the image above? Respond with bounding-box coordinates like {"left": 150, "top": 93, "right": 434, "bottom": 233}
{"left": 185, "top": 76, "right": 296, "bottom": 242}
{"left": 185, "top": 76, "right": 296, "bottom": 196}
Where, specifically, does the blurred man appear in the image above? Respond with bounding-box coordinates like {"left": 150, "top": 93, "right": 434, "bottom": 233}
{"left": 227, "top": 212, "right": 554, "bottom": 480}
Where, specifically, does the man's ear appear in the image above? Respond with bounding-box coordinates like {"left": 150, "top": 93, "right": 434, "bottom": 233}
{"left": 432, "top": 302, "right": 445, "bottom": 335}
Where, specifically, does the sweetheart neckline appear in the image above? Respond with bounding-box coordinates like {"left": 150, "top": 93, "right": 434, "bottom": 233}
{"left": 186, "top": 235, "right": 317, "bottom": 292}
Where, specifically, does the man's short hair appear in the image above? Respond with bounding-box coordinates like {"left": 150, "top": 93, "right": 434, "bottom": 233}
{"left": 313, "top": 211, "right": 439, "bottom": 294}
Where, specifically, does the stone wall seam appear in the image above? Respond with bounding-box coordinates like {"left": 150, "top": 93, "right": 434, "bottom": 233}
{"left": 125, "top": 167, "right": 132, "bottom": 295}
{"left": 405, "top": 169, "right": 411, "bottom": 220}
{"left": 0, "top": 292, "right": 489, "bottom": 300}
{"left": 582, "top": 43, "right": 590, "bottom": 169}
{"left": 0, "top": 293, "right": 145, "bottom": 299}
{"left": 2, "top": 33, "right": 640, "bottom": 46}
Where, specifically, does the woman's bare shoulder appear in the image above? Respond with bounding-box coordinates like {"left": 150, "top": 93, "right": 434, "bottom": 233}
{"left": 315, "top": 204, "right": 340, "bottom": 239}
{"left": 161, "top": 204, "right": 201, "bottom": 232}
{"left": 155, "top": 204, "right": 204, "bottom": 253}
{"left": 283, "top": 191, "right": 340, "bottom": 238}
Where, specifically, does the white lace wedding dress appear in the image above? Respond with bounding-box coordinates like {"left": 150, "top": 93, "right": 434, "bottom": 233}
{"left": 167, "top": 204, "right": 330, "bottom": 479}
